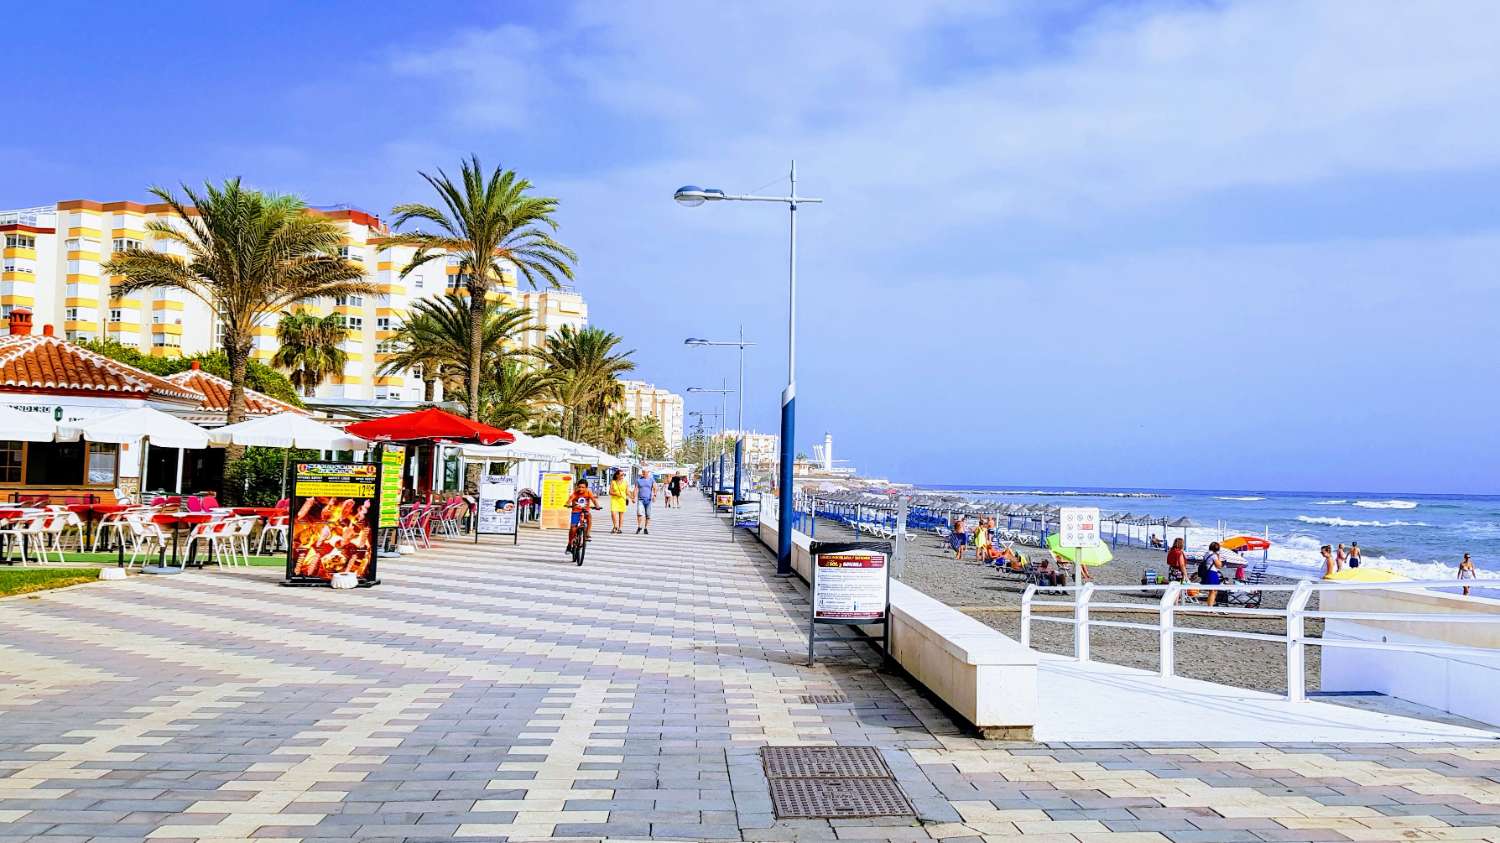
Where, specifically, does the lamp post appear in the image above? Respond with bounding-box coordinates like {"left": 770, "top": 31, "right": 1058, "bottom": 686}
{"left": 686, "top": 328, "right": 754, "bottom": 514}
{"left": 686, "top": 382, "right": 734, "bottom": 499}
{"left": 675, "top": 163, "right": 822, "bottom": 577}
{"left": 687, "top": 409, "right": 720, "bottom": 489}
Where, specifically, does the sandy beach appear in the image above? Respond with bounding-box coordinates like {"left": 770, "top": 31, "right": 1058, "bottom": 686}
{"left": 805, "top": 514, "right": 1322, "bottom": 695}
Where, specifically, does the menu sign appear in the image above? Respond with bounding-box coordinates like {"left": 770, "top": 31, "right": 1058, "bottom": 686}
{"left": 378, "top": 444, "right": 406, "bottom": 529}
{"left": 477, "top": 475, "right": 518, "bottom": 538}
{"left": 540, "top": 472, "right": 573, "bottom": 530}
{"left": 287, "top": 461, "right": 381, "bottom": 586}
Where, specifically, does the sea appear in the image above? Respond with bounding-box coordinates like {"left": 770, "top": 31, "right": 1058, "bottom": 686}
{"left": 917, "top": 485, "right": 1498, "bottom": 583}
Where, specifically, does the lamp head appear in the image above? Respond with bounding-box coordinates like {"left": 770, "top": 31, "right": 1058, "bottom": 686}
{"left": 684, "top": 337, "right": 706, "bottom": 345}
{"left": 674, "top": 186, "right": 725, "bottom": 207}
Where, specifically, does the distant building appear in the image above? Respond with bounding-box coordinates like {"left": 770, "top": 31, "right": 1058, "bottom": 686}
{"left": 618, "top": 380, "right": 684, "bottom": 449}
{"left": 721, "top": 429, "right": 780, "bottom": 469}
{"left": 0, "top": 200, "right": 589, "bottom": 404}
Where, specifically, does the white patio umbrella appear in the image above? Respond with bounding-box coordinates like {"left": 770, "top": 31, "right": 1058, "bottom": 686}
{"left": 0, "top": 403, "right": 75, "bottom": 442}
{"left": 63, "top": 408, "right": 210, "bottom": 498}
{"left": 209, "top": 412, "right": 369, "bottom": 498}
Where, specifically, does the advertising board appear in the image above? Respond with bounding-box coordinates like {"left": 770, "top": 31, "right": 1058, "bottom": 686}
{"left": 287, "top": 461, "right": 381, "bottom": 586}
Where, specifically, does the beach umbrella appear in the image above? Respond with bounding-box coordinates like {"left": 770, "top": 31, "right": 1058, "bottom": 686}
{"left": 210, "top": 412, "right": 370, "bottom": 498}
{"left": 1325, "top": 567, "right": 1407, "bottom": 583}
{"left": 1222, "top": 535, "right": 1271, "bottom": 552}
{"left": 1046, "top": 532, "right": 1113, "bottom": 566}
{"left": 0, "top": 403, "right": 73, "bottom": 442}
{"left": 1168, "top": 516, "right": 1197, "bottom": 547}
{"left": 64, "top": 408, "right": 210, "bottom": 496}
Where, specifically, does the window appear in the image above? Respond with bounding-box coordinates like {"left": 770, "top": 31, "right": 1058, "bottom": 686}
{"left": 66, "top": 331, "right": 94, "bottom": 343}
{"left": 376, "top": 339, "right": 398, "bottom": 354}
{"left": 345, "top": 316, "right": 363, "bottom": 330}
{"left": 109, "top": 308, "right": 123, "bottom": 322}
{"left": 26, "top": 441, "right": 85, "bottom": 485}
{"left": 1, "top": 260, "right": 32, "bottom": 274}
{"left": 0, "top": 440, "right": 21, "bottom": 483}
{"left": 65, "top": 238, "right": 80, "bottom": 250}
{"left": 87, "top": 443, "right": 118, "bottom": 485}
{"left": 112, "top": 238, "right": 143, "bottom": 253}
{"left": 65, "top": 307, "right": 79, "bottom": 320}
{"left": 413, "top": 276, "right": 423, "bottom": 289}
{"left": 376, "top": 316, "right": 393, "bottom": 330}
{"left": 338, "top": 245, "right": 363, "bottom": 261}
{"left": 4, "top": 234, "right": 36, "bottom": 249}
{"left": 334, "top": 294, "right": 364, "bottom": 307}
{"left": 152, "top": 333, "right": 180, "bottom": 348}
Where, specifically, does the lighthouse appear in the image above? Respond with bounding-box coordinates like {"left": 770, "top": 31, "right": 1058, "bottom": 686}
{"left": 823, "top": 432, "right": 833, "bottom": 472}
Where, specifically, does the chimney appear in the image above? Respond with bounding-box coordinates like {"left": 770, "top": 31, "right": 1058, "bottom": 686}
{"left": 190, "top": 360, "right": 201, "bottom": 370}
{"left": 7, "top": 307, "right": 32, "bottom": 336}
{"left": 41, "top": 324, "right": 54, "bottom": 337}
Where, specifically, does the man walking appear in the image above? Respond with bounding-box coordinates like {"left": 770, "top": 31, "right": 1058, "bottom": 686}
{"left": 632, "top": 467, "right": 657, "bottom": 534}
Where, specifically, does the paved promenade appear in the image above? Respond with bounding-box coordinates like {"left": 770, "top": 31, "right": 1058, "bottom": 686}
{"left": 3, "top": 495, "right": 1500, "bottom": 842}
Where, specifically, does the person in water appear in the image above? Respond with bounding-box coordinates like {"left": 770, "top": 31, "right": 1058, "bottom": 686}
{"left": 1321, "top": 545, "right": 1335, "bottom": 578}
{"left": 1458, "top": 553, "right": 1477, "bottom": 596}
{"left": 1348, "top": 542, "right": 1362, "bottom": 568}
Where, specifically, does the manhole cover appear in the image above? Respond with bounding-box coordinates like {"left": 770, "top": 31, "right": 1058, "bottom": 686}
{"left": 799, "top": 693, "right": 849, "bottom": 704}
{"left": 769, "top": 777, "right": 912, "bottom": 819}
{"left": 762, "top": 745, "right": 890, "bottom": 778}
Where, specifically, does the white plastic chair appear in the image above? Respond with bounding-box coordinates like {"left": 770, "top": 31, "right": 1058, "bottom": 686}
{"left": 121, "top": 512, "right": 169, "bottom": 568}
{"left": 257, "top": 514, "right": 289, "bottom": 555}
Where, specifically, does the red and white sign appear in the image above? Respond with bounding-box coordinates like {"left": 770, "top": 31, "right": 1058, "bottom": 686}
{"left": 813, "top": 551, "right": 889, "bottom": 621}
{"left": 1059, "top": 506, "right": 1101, "bottom": 548}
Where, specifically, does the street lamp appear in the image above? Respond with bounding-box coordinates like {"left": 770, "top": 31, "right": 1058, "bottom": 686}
{"left": 685, "top": 328, "right": 755, "bottom": 511}
{"left": 686, "top": 409, "right": 720, "bottom": 490}
{"left": 673, "top": 162, "right": 823, "bottom": 577}
{"left": 686, "top": 382, "right": 734, "bottom": 495}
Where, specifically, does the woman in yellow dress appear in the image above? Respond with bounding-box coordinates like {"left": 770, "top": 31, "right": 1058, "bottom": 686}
{"left": 608, "top": 468, "right": 629, "bottom": 534}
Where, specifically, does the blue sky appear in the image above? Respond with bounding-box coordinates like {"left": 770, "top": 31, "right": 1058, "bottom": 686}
{"left": 6, "top": 1, "right": 1500, "bottom": 493}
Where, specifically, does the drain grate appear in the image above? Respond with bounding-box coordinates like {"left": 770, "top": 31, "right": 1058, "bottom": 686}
{"left": 768, "top": 777, "right": 912, "bottom": 819}
{"left": 762, "top": 745, "right": 890, "bottom": 778}
{"left": 799, "top": 693, "right": 849, "bottom": 705}
{"left": 761, "top": 745, "right": 913, "bottom": 820}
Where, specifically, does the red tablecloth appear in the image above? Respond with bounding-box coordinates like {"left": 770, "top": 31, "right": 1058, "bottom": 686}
{"left": 153, "top": 513, "right": 213, "bottom": 528}
{"left": 231, "top": 507, "right": 284, "bottom": 519}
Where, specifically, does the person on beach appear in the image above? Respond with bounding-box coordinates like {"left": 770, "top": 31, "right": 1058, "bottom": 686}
{"left": 1335, "top": 543, "right": 1347, "bottom": 572}
{"left": 1149, "top": 533, "right": 1164, "bottom": 549}
{"left": 1458, "top": 553, "right": 1477, "bottom": 596}
{"left": 1348, "top": 542, "right": 1362, "bottom": 568}
{"left": 949, "top": 517, "right": 968, "bottom": 559}
{"left": 972, "top": 518, "right": 991, "bottom": 564}
{"left": 1199, "top": 541, "right": 1224, "bottom": 607}
{"left": 631, "top": 467, "right": 656, "bottom": 534}
{"left": 1166, "top": 538, "right": 1188, "bottom": 582}
{"left": 607, "top": 468, "right": 629, "bottom": 533}
{"left": 1035, "top": 555, "right": 1068, "bottom": 588}
{"left": 1321, "top": 545, "right": 1335, "bottom": 578}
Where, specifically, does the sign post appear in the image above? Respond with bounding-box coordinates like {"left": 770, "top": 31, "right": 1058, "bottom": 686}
{"left": 476, "top": 474, "right": 519, "bottom": 545}
{"left": 1059, "top": 505, "right": 1101, "bottom": 587}
{"left": 807, "top": 540, "right": 892, "bottom": 664}
{"left": 284, "top": 461, "right": 381, "bottom": 587}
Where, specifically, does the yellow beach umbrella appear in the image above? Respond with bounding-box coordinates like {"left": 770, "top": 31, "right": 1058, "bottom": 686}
{"left": 1325, "top": 567, "right": 1407, "bottom": 583}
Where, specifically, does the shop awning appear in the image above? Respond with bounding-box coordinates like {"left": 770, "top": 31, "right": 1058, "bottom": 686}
{"left": 62, "top": 407, "right": 211, "bottom": 449}
{"left": 344, "top": 407, "right": 514, "bottom": 445}
{"left": 0, "top": 403, "right": 75, "bottom": 442}
{"left": 209, "top": 412, "right": 368, "bottom": 450}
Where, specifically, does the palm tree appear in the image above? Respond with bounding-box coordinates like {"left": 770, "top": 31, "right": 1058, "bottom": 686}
{"left": 376, "top": 292, "right": 536, "bottom": 414}
{"left": 103, "top": 179, "right": 372, "bottom": 425}
{"left": 535, "top": 325, "right": 636, "bottom": 441}
{"left": 272, "top": 310, "right": 348, "bottom": 397}
{"left": 480, "top": 359, "right": 557, "bottom": 431}
{"left": 387, "top": 156, "right": 577, "bottom": 419}
{"left": 631, "top": 414, "right": 666, "bottom": 459}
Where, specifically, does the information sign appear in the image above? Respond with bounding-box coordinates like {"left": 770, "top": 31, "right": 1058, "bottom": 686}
{"left": 287, "top": 461, "right": 381, "bottom": 586}
{"left": 540, "top": 471, "right": 573, "bottom": 530}
{"left": 1059, "top": 507, "right": 1101, "bottom": 548}
{"left": 377, "top": 444, "right": 406, "bottom": 529}
{"left": 477, "top": 475, "right": 518, "bottom": 541}
{"left": 807, "top": 540, "right": 892, "bottom": 663}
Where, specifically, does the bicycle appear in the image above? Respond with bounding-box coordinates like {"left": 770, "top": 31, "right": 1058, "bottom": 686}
{"left": 566, "top": 506, "right": 602, "bottom": 566}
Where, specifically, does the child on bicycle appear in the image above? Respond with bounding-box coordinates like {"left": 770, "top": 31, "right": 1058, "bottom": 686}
{"left": 567, "top": 478, "right": 599, "bottom": 548}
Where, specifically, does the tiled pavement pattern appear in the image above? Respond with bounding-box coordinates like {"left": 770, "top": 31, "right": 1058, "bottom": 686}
{"left": 2, "top": 496, "right": 1500, "bottom": 842}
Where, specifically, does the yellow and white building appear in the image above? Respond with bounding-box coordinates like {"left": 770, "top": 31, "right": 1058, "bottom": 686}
{"left": 0, "top": 200, "right": 589, "bottom": 403}
{"left": 618, "top": 379, "right": 685, "bottom": 450}
{"left": 721, "top": 429, "right": 780, "bottom": 469}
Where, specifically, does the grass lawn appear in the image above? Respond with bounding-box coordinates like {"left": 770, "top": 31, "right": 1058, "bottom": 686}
{"left": 0, "top": 567, "right": 99, "bottom": 597}
{"left": 2, "top": 550, "right": 286, "bottom": 568}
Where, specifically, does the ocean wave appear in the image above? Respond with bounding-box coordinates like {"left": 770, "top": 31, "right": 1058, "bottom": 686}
{"left": 1314, "top": 499, "right": 1348, "bottom": 505}
{"left": 1353, "top": 499, "right": 1419, "bottom": 509}
{"left": 1269, "top": 534, "right": 1496, "bottom": 581}
{"left": 1213, "top": 495, "right": 1265, "bottom": 501}
{"left": 1295, "top": 515, "right": 1431, "bottom": 528}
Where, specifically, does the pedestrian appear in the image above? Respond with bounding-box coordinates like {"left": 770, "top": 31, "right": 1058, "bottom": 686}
{"left": 1335, "top": 543, "right": 1346, "bottom": 572}
{"left": 1320, "top": 544, "right": 1335, "bottom": 578}
{"left": 607, "top": 468, "right": 628, "bottom": 533}
{"left": 1458, "top": 553, "right": 1477, "bottom": 596}
{"left": 971, "top": 517, "right": 991, "bottom": 564}
{"left": 632, "top": 466, "right": 656, "bottom": 534}
{"left": 1348, "top": 542, "right": 1362, "bottom": 568}
{"left": 948, "top": 517, "right": 967, "bottom": 559}
{"left": 668, "top": 473, "right": 683, "bottom": 508}
{"left": 1199, "top": 541, "right": 1224, "bottom": 607}
{"left": 1166, "top": 537, "right": 1188, "bottom": 582}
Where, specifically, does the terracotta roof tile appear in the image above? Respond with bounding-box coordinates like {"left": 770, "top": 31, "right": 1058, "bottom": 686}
{"left": 163, "top": 368, "right": 305, "bottom": 417}
{"left": 0, "top": 335, "right": 205, "bottom": 403}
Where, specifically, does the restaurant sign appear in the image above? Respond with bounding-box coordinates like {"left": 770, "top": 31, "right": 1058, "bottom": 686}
{"left": 807, "top": 540, "right": 892, "bottom": 663}
{"left": 377, "top": 444, "right": 406, "bottom": 529}
{"left": 286, "top": 461, "right": 381, "bottom": 587}
{"left": 540, "top": 471, "right": 573, "bottom": 530}
{"left": 477, "top": 475, "right": 518, "bottom": 542}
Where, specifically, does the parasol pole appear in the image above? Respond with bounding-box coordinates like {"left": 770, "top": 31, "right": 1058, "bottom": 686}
{"left": 281, "top": 448, "right": 290, "bottom": 500}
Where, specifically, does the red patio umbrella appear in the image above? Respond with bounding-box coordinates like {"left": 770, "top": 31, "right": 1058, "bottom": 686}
{"left": 345, "top": 407, "right": 514, "bottom": 445}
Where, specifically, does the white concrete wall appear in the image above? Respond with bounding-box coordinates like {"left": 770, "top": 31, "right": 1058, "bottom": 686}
{"left": 1322, "top": 588, "right": 1500, "bottom": 727}
{"left": 757, "top": 506, "right": 1037, "bottom": 738}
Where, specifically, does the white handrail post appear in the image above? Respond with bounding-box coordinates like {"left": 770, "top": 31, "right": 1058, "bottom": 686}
{"left": 1074, "top": 582, "right": 1095, "bottom": 662}
{"left": 1020, "top": 584, "right": 1037, "bottom": 648}
{"left": 1158, "top": 584, "right": 1182, "bottom": 680}
{"left": 1286, "top": 580, "right": 1314, "bottom": 702}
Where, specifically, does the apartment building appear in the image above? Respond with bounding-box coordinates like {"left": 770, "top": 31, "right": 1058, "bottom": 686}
{"left": 720, "top": 429, "right": 780, "bottom": 469}
{"left": 618, "top": 379, "right": 684, "bottom": 449}
{"left": 0, "top": 200, "right": 588, "bottom": 402}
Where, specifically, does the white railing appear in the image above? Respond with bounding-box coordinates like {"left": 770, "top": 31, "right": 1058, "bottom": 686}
{"left": 1019, "top": 580, "right": 1500, "bottom": 701}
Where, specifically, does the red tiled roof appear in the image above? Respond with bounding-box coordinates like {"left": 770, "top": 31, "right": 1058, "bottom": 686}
{"left": 163, "top": 367, "right": 305, "bottom": 417}
{"left": 0, "top": 334, "right": 205, "bottom": 403}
